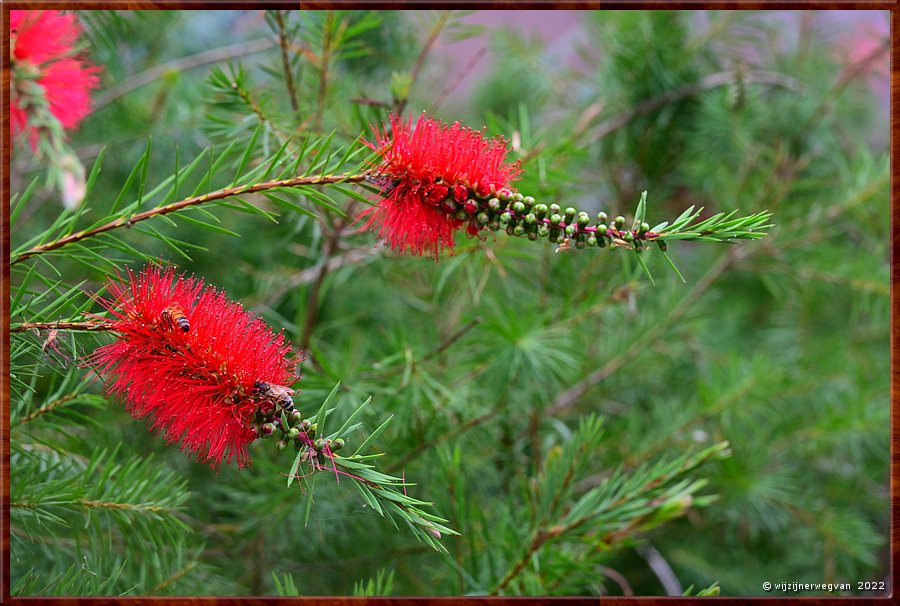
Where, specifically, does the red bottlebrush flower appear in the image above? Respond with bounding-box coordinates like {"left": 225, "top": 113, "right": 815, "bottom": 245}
{"left": 360, "top": 113, "right": 522, "bottom": 258}
{"left": 10, "top": 10, "right": 101, "bottom": 143}
{"left": 85, "top": 266, "right": 298, "bottom": 469}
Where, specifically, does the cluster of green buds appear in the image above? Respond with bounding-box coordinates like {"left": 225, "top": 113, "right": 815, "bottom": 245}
{"left": 250, "top": 401, "right": 345, "bottom": 465}
{"left": 460, "top": 189, "right": 665, "bottom": 253}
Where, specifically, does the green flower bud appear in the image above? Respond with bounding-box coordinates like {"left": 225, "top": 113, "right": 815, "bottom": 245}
{"left": 577, "top": 212, "right": 590, "bottom": 226}
{"left": 477, "top": 212, "right": 490, "bottom": 224}
{"left": 300, "top": 419, "right": 311, "bottom": 431}
{"left": 525, "top": 213, "right": 537, "bottom": 225}
{"left": 622, "top": 231, "right": 634, "bottom": 242}
{"left": 549, "top": 203, "right": 561, "bottom": 214}
{"left": 454, "top": 210, "right": 468, "bottom": 221}
{"left": 513, "top": 193, "right": 525, "bottom": 202}
{"left": 513, "top": 201, "right": 526, "bottom": 214}
{"left": 614, "top": 215, "right": 626, "bottom": 228}
{"left": 331, "top": 438, "right": 345, "bottom": 451}
{"left": 556, "top": 233, "right": 567, "bottom": 244}
{"left": 596, "top": 223, "right": 608, "bottom": 234}
{"left": 538, "top": 225, "right": 550, "bottom": 238}
{"left": 488, "top": 221, "right": 500, "bottom": 231}
{"left": 289, "top": 410, "right": 303, "bottom": 425}
{"left": 597, "top": 211, "right": 608, "bottom": 223}
{"left": 640, "top": 222, "right": 650, "bottom": 234}
{"left": 275, "top": 439, "right": 288, "bottom": 451}
{"left": 308, "top": 423, "right": 318, "bottom": 437}
{"left": 587, "top": 235, "right": 598, "bottom": 247}
{"left": 499, "top": 212, "right": 510, "bottom": 225}
{"left": 488, "top": 197, "right": 501, "bottom": 212}
{"left": 314, "top": 438, "right": 327, "bottom": 451}
{"left": 564, "top": 225, "right": 576, "bottom": 237}
{"left": 564, "top": 207, "right": 577, "bottom": 218}
{"left": 287, "top": 427, "right": 300, "bottom": 439}
{"left": 523, "top": 196, "right": 535, "bottom": 206}
{"left": 527, "top": 231, "right": 538, "bottom": 241}
{"left": 513, "top": 225, "right": 526, "bottom": 236}
{"left": 550, "top": 213, "right": 562, "bottom": 226}
{"left": 533, "top": 203, "right": 548, "bottom": 217}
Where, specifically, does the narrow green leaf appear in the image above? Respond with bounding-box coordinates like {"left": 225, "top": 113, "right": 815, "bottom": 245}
{"left": 661, "top": 251, "right": 686, "bottom": 283}
{"left": 137, "top": 137, "right": 153, "bottom": 208}
{"left": 287, "top": 449, "right": 304, "bottom": 488}
{"left": 333, "top": 396, "right": 370, "bottom": 439}
{"left": 353, "top": 414, "right": 393, "bottom": 456}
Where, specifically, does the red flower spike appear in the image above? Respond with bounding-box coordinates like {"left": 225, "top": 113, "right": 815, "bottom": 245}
{"left": 84, "top": 265, "right": 298, "bottom": 469}
{"left": 360, "top": 113, "right": 522, "bottom": 258}
{"left": 10, "top": 10, "right": 100, "bottom": 144}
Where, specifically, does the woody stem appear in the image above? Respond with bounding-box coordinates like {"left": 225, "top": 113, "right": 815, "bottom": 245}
{"left": 11, "top": 320, "right": 111, "bottom": 333}
{"left": 11, "top": 173, "right": 370, "bottom": 265}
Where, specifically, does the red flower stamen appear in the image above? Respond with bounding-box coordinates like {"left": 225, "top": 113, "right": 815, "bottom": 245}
{"left": 10, "top": 10, "right": 101, "bottom": 145}
{"left": 360, "top": 113, "right": 522, "bottom": 258}
{"left": 84, "top": 265, "right": 298, "bottom": 469}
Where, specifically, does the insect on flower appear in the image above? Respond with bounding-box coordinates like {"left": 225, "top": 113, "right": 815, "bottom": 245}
{"left": 85, "top": 265, "right": 299, "bottom": 469}
{"left": 254, "top": 381, "right": 296, "bottom": 415}
{"left": 161, "top": 303, "right": 190, "bottom": 332}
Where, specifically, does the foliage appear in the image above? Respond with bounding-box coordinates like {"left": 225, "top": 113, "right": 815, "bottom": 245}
{"left": 9, "top": 9, "right": 888, "bottom": 597}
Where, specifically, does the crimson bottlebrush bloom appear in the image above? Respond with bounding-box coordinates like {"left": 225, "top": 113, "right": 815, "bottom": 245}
{"left": 85, "top": 265, "right": 298, "bottom": 469}
{"left": 360, "top": 113, "right": 522, "bottom": 258}
{"left": 10, "top": 10, "right": 101, "bottom": 145}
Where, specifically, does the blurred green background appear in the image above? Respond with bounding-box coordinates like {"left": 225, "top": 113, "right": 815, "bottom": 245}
{"left": 10, "top": 10, "right": 889, "bottom": 596}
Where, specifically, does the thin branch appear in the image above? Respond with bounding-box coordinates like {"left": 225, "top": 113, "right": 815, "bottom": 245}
{"left": 546, "top": 249, "right": 742, "bottom": 416}
{"left": 148, "top": 561, "right": 199, "bottom": 595}
{"left": 11, "top": 173, "right": 369, "bottom": 265}
{"left": 274, "top": 10, "right": 300, "bottom": 115}
{"left": 314, "top": 11, "right": 335, "bottom": 132}
{"left": 93, "top": 38, "right": 275, "bottom": 111}
{"left": 15, "top": 393, "right": 79, "bottom": 427}
{"left": 11, "top": 321, "right": 109, "bottom": 333}
{"left": 299, "top": 213, "right": 351, "bottom": 351}
{"left": 422, "top": 316, "right": 483, "bottom": 362}
{"left": 386, "top": 410, "right": 497, "bottom": 473}
{"left": 429, "top": 46, "right": 488, "bottom": 114}
{"left": 582, "top": 69, "right": 803, "bottom": 144}
{"left": 396, "top": 10, "right": 451, "bottom": 115}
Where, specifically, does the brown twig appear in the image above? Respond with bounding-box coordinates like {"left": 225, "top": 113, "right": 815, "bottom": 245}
{"left": 273, "top": 10, "right": 300, "bottom": 115}
{"left": 546, "top": 249, "right": 741, "bottom": 417}
{"left": 93, "top": 38, "right": 275, "bottom": 111}
{"left": 386, "top": 410, "right": 497, "bottom": 473}
{"left": 428, "top": 46, "right": 487, "bottom": 114}
{"left": 11, "top": 173, "right": 369, "bottom": 265}
{"left": 422, "top": 316, "right": 483, "bottom": 362}
{"left": 396, "top": 11, "right": 451, "bottom": 115}
{"left": 298, "top": 211, "right": 353, "bottom": 352}
{"left": 15, "top": 393, "right": 79, "bottom": 427}
{"left": 314, "top": 11, "right": 335, "bottom": 133}
{"left": 582, "top": 70, "right": 803, "bottom": 145}
{"left": 11, "top": 320, "right": 109, "bottom": 333}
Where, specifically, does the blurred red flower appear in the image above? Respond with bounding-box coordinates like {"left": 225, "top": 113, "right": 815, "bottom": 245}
{"left": 85, "top": 266, "right": 298, "bottom": 469}
{"left": 361, "top": 113, "right": 521, "bottom": 258}
{"left": 10, "top": 10, "right": 100, "bottom": 144}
